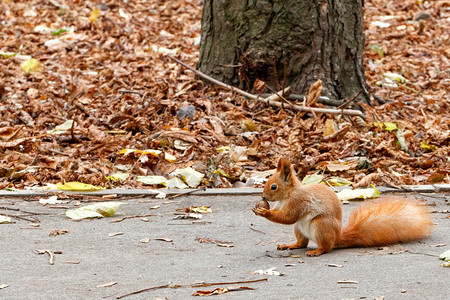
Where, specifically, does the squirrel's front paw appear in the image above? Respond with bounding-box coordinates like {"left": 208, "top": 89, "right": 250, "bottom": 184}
{"left": 252, "top": 207, "right": 269, "bottom": 217}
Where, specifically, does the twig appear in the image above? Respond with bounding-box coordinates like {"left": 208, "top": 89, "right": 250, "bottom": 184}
{"left": 169, "top": 56, "right": 364, "bottom": 118}
{"left": 190, "top": 278, "right": 268, "bottom": 288}
{"left": 337, "top": 90, "right": 362, "bottom": 109}
{"left": 110, "top": 214, "right": 156, "bottom": 223}
{"left": 168, "top": 56, "right": 257, "bottom": 99}
{"left": 168, "top": 188, "right": 207, "bottom": 199}
{"left": 262, "top": 84, "right": 295, "bottom": 110}
{"left": 249, "top": 224, "right": 266, "bottom": 234}
{"left": 36, "top": 249, "right": 55, "bottom": 265}
{"left": 0, "top": 213, "right": 37, "bottom": 222}
{"left": 44, "top": 147, "right": 71, "bottom": 157}
{"left": 116, "top": 278, "right": 268, "bottom": 299}
{"left": 407, "top": 251, "right": 439, "bottom": 257}
{"left": 116, "top": 284, "right": 170, "bottom": 299}
{"left": 46, "top": 250, "right": 54, "bottom": 265}
{"left": 0, "top": 206, "right": 50, "bottom": 215}
{"left": 118, "top": 90, "right": 144, "bottom": 96}
{"left": 263, "top": 91, "right": 363, "bottom": 117}
{"left": 70, "top": 119, "right": 76, "bottom": 142}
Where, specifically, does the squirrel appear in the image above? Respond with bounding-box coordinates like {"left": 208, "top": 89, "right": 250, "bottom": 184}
{"left": 252, "top": 158, "right": 433, "bottom": 256}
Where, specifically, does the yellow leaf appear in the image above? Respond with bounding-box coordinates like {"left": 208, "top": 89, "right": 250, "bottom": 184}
{"left": 21, "top": 58, "right": 43, "bottom": 74}
{"left": 57, "top": 181, "right": 105, "bottom": 191}
{"left": 164, "top": 152, "right": 176, "bottom": 162}
{"left": 0, "top": 215, "right": 12, "bottom": 224}
{"left": 141, "top": 149, "right": 161, "bottom": 157}
{"left": 118, "top": 148, "right": 136, "bottom": 155}
{"left": 420, "top": 141, "right": 437, "bottom": 151}
{"left": 323, "top": 119, "right": 336, "bottom": 137}
{"left": 216, "top": 146, "right": 231, "bottom": 153}
{"left": 65, "top": 202, "right": 122, "bottom": 220}
{"left": 89, "top": 8, "right": 100, "bottom": 22}
{"left": 301, "top": 174, "right": 323, "bottom": 185}
{"left": 107, "top": 172, "right": 129, "bottom": 182}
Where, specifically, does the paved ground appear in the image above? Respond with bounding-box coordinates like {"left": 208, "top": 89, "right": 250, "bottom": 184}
{"left": 0, "top": 191, "right": 449, "bottom": 299}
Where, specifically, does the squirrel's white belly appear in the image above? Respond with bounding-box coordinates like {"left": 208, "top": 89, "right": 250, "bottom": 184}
{"left": 295, "top": 213, "right": 317, "bottom": 241}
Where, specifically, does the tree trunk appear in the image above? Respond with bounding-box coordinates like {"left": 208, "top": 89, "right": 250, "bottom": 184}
{"left": 198, "top": 0, "right": 369, "bottom": 104}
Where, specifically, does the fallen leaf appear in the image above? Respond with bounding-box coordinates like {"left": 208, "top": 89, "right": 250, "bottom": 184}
{"left": 301, "top": 174, "right": 323, "bottom": 185}
{"left": 187, "top": 206, "right": 212, "bottom": 214}
{"left": 336, "top": 186, "right": 380, "bottom": 201}
{"left": 428, "top": 173, "right": 445, "bottom": 184}
{"left": 171, "top": 167, "right": 205, "bottom": 188}
{"left": 326, "top": 177, "right": 352, "bottom": 187}
{"left": 0, "top": 215, "right": 12, "bottom": 224}
{"left": 373, "top": 121, "right": 397, "bottom": 132}
{"left": 326, "top": 162, "right": 354, "bottom": 172}
{"left": 47, "top": 120, "right": 76, "bottom": 134}
{"left": 21, "top": 58, "right": 43, "bottom": 74}
{"left": 192, "top": 286, "right": 254, "bottom": 296}
{"left": 57, "top": 181, "right": 105, "bottom": 191}
{"left": 89, "top": 8, "right": 100, "bottom": 22}
{"left": 39, "top": 196, "right": 66, "bottom": 205}
{"left": 165, "top": 177, "right": 188, "bottom": 189}
{"left": 107, "top": 172, "right": 129, "bottom": 182}
{"left": 323, "top": 119, "right": 336, "bottom": 137}
{"left": 352, "top": 173, "right": 380, "bottom": 188}
{"left": 65, "top": 202, "right": 122, "bottom": 220}
{"left": 439, "top": 250, "right": 450, "bottom": 261}
{"left": 49, "top": 229, "right": 70, "bottom": 236}
{"left": 137, "top": 176, "right": 167, "bottom": 185}
{"left": 252, "top": 267, "right": 283, "bottom": 276}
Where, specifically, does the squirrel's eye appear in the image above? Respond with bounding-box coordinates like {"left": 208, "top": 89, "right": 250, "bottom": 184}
{"left": 271, "top": 184, "right": 277, "bottom": 191}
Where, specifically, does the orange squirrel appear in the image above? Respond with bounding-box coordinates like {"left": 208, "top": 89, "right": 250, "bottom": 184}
{"left": 252, "top": 158, "right": 433, "bottom": 256}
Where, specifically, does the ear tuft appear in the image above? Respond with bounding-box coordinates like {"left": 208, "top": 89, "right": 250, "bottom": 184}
{"left": 277, "top": 158, "right": 292, "bottom": 182}
{"left": 277, "top": 158, "right": 290, "bottom": 172}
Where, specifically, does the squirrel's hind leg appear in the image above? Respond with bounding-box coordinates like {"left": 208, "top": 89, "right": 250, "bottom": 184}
{"left": 277, "top": 225, "right": 309, "bottom": 250}
{"left": 305, "top": 216, "right": 341, "bottom": 257}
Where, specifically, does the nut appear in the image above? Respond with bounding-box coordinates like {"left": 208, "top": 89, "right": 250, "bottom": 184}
{"left": 255, "top": 199, "right": 270, "bottom": 210}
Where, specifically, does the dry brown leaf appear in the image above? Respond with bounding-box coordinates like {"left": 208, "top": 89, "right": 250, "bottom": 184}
{"left": 353, "top": 173, "right": 380, "bottom": 188}
{"left": 306, "top": 79, "right": 322, "bottom": 106}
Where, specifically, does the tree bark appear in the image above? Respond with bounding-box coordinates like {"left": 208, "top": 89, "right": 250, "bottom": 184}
{"left": 198, "top": 0, "right": 370, "bottom": 104}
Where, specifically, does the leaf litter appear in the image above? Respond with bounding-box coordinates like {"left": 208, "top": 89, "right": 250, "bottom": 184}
{"left": 0, "top": 0, "right": 448, "bottom": 191}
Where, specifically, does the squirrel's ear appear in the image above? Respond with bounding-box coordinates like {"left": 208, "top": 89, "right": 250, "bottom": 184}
{"left": 278, "top": 158, "right": 292, "bottom": 182}
{"left": 277, "top": 158, "right": 283, "bottom": 172}
{"left": 277, "top": 158, "right": 289, "bottom": 172}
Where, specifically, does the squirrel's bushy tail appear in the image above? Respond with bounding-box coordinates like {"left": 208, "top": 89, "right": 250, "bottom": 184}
{"left": 338, "top": 198, "right": 433, "bottom": 248}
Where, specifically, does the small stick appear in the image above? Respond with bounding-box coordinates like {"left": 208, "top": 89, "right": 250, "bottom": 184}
{"left": 45, "top": 250, "right": 54, "bottom": 265}
{"left": 190, "top": 278, "right": 268, "bottom": 288}
{"left": 337, "top": 90, "right": 362, "bottom": 109}
{"left": 249, "top": 224, "right": 266, "bottom": 234}
{"left": 116, "top": 284, "right": 170, "bottom": 299}
{"left": 36, "top": 249, "right": 55, "bottom": 265}
{"left": 1, "top": 213, "right": 37, "bottom": 222}
{"left": 118, "top": 90, "right": 144, "bottom": 96}
{"left": 169, "top": 57, "right": 364, "bottom": 118}
{"left": 70, "top": 119, "right": 76, "bottom": 142}
{"left": 168, "top": 188, "right": 207, "bottom": 199}
{"left": 116, "top": 278, "right": 268, "bottom": 299}
{"left": 168, "top": 56, "right": 257, "bottom": 100}
{"left": 110, "top": 214, "right": 156, "bottom": 223}
{"left": 0, "top": 206, "right": 50, "bottom": 215}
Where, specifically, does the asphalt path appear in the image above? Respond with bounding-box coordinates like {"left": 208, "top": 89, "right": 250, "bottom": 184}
{"left": 0, "top": 192, "right": 448, "bottom": 299}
